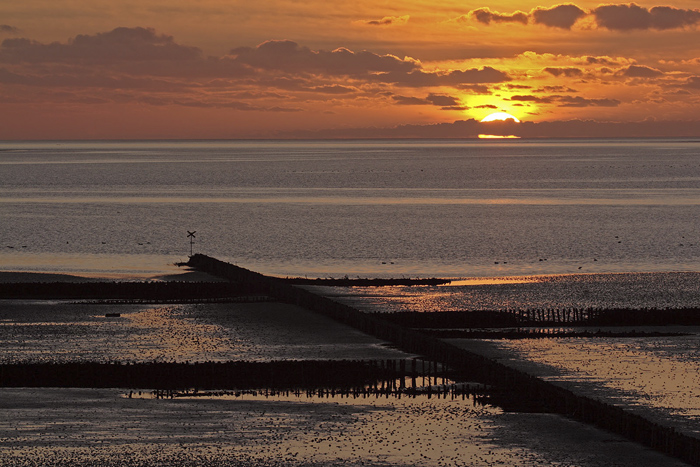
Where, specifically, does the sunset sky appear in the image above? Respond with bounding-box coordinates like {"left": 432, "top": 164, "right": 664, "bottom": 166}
{"left": 2, "top": 1, "right": 700, "bottom": 139}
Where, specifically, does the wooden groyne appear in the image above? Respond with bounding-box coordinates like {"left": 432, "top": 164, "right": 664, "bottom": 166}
{"left": 0, "top": 359, "right": 460, "bottom": 393}
{"left": 187, "top": 254, "right": 700, "bottom": 466}
{"left": 378, "top": 307, "right": 700, "bottom": 328}
{"left": 424, "top": 328, "right": 688, "bottom": 339}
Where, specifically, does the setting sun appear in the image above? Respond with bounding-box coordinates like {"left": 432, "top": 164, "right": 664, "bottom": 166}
{"left": 481, "top": 112, "right": 521, "bottom": 123}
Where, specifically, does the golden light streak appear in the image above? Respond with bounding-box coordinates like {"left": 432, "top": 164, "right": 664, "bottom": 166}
{"left": 478, "top": 134, "right": 521, "bottom": 139}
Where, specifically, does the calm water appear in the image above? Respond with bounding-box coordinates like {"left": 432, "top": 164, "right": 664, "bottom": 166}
{"left": 2, "top": 138, "right": 700, "bottom": 278}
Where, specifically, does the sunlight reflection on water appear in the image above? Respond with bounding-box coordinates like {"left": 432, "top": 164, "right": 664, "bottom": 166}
{"left": 441, "top": 277, "right": 537, "bottom": 286}
{"left": 325, "top": 272, "right": 700, "bottom": 313}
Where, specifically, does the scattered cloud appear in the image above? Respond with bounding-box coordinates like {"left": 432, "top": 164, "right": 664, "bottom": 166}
{"left": 679, "top": 58, "right": 700, "bottom": 66}
{"left": 378, "top": 67, "right": 511, "bottom": 87}
{"left": 543, "top": 67, "right": 584, "bottom": 78}
{"left": 0, "top": 27, "right": 512, "bottom": 115}
{"left": 531, "top": 4, "right": 587, "bottom": 29}
{"left": 582, "top": 56, "right": 629, "bottom": 66}
{"left": 358, "top": 15, "right": 410, "bottom": 26}
{"left": 392, "top": 95, "right": 430, "bottom": 105}
{"left": 0, "top": 25, "right": 19, "bottom": 34}
{"left": 510, "top": 95, "right": 552, "bottom": 103}
{"left": 456, "top": 84, "right": 492, "bottom": 94}
{"left": 307, "top": 85, "right": 357, "bottom": 94}
{"left": 462, "top": 3, "right": 700, "bottom": 31}
{"left": 667, "top": 89, "right": 693, "bottom": 95}
{"left": 0, "top": 27, "right": 202, "bottom": 64}
{"left": 426, "top": 93, "right": 460, "bottom": 106}
{"left": 503, "top": 84, "right": 532, "bottom": 90}
{"left": 683, "top": 76, "right": 700, "bottom": 89}
{"left": 592, "top": 4, "right": 700, "bottom": 31}
{"left": 468, "top": 8, "right": 528, "bottom": 25}
{"left": 228, "top": 40, "right": 510, "bottom": 87}
{"left": 534, "top": 85, "right": 578, "bottom": 93}
{"left": 229, "top": 40, "right": 420, "bottom": 75}
{"left": 510, "top": 94, "right": 621, "bottom": 107}
{"left": 557, "top": 96, "right": 621, "bottom": 107}
{"left": 392, "top": 93, "right": 462, "bottom": 107}
{"left": 463, "top": 4, "right": 586, "bottom": 29}
{"left": 620, "top": 65, "right": 664, "bottom": 78}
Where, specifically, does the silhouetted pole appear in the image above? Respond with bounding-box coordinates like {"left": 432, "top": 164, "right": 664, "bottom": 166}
{"left": 187, "top": 231, "right": 196, "bottom": 256}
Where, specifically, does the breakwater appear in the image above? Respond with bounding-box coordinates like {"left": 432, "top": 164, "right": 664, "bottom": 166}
{"left": 0, "top": 359, "right": 455, "bottom": 392}
{"left": 186, "top": 254, "right": 700, "bottom": 466}
{"left": 0, "top": 359, "right": 494, "bottom": 403}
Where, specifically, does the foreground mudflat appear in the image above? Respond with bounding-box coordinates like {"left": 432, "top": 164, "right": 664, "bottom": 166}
{"left": 0, "top": 388, "right": 690, "bottom": 467}
{"left": 0, "top": 301, "right": 410, "bottom": 363}
{"left": 2, "top": 278, "right": 697, "bottom": 466}
{"left": 453, "top": 331, "right": 700, "bottom": 437}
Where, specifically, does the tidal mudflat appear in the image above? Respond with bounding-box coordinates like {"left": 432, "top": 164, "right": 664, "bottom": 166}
{"left": 0, "top": 301, "right": 408, "bottom": 363}
{"left": 0, "top": 297, "right": 694, "bottom": 466}
{"left": 0, "top": 387, "right": 691, "bottom": 467}
{"left": 454, "top": 330, "right": 700, "bottom": 438}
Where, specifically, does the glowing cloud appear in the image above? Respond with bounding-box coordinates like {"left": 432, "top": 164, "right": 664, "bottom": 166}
{"left": 359, "top": 15, "right": 410, "bottom": 26}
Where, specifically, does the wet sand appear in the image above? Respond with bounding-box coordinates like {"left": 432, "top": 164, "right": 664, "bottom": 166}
{"left": 0, "top": 300, "right": 411, "bottom": 363}
{"left": 0, "top": 388, "right": 691, "bottom": 467}
{"left": 1, "top": 270, "right": 696, "bottom": 465}
{"left": 0, "top": 298, "right": 695, "bottom": 465}
{"left": 453, "top": 331, "right": 700, "bottom": 438}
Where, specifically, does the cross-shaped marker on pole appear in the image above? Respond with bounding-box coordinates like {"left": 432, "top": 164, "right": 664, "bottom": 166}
{"left": 187, "top": 231, "right": 196, "bottom": 256}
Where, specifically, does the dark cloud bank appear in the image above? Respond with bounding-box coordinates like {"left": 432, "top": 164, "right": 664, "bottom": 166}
{"left": 467, "top": 3, "right": 700, "bottom": 30}
{"left": 0, "top": 28, "right": 510, "bottom": 90}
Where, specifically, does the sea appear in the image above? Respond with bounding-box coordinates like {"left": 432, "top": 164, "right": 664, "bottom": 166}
{"left": 3, "top": 138, "right": 700, "bottom": 463}
{"left": 2, "top": 138, "right": 700, "bottom": 279}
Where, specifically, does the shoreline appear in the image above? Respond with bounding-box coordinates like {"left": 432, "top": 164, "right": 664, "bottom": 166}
{"left": 5, "top": 268, "right": 700, "bottom": 284}
{"left": 0, "top": 270, "right": 226, "bottom": 284}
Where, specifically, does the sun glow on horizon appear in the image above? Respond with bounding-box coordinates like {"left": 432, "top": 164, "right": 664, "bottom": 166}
{"left": 481, "top": 112, "right": 521, "bottom": 123}
{"left": 478, "top": 134, "right": 521, "bottom": 139}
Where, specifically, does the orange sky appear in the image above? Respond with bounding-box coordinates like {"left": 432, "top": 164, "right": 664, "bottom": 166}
{"left": 2, "top": 1, "right": 700, "bottom": 139}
